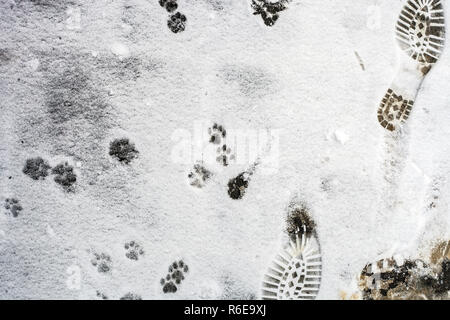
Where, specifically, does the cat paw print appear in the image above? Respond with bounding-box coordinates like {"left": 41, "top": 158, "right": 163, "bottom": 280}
{"left": 227, "top": 172, "right": 250, "bottom": 200}
{"left": 109, "top": 138, "right": 139, "bottom": 164}
{"left": 157, "top": 0, "right": 186, "bottom": 33}
{"left": 91, "top": 253, "right": 112, "bottom": 274}
{"left": 208, "top": 123, "right": 233, "bottom": 166}
{"left": 159, "top": 0, "right": 178, "bottom": 12}
{"left": 23, "top": 157, "right": 51, "bottom": 180}
{"left": 124, "top": 241, "right": 144, "bottom": 261}
{"left": 168, "top": 12, "right": 187, "bottom": 33}
{"left": 51, "top": 162, "right": 77, "bottom": 191}
{"left": 251, "top": 0, "right": 289, "bottom": 27}
{"left": 227, "top": 166, "right": 258, "bottom": 200}
{"left": 4, "top": 198, "right": 23, "bottom": 218}
{"left": 160, "top": 260, "right": 189, "bottom": 293}
{"left": 188, "top": 163, "right": 212, "bottom": 188}
{"left": 208, "top": 123, "right": 226, "bottom": 145}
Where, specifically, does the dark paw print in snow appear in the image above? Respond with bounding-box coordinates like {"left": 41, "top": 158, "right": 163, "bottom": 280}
{"left": 23, "top": 157, "right": 51, "bottom": 180}
{"left": 159, "top": 0, "right": 178, "bottom": 12}
{"left": 52, "top": 162, "right": 77, "bottom": 190}
{"left": 4, "top": 198, "right": 23, "bottom": 218}
{"left": 161, "top": 260, "right": 189, "bottom": 293}
{"left": 209, "top": 123, "right": 226, "bottom": 145}
{"left": 91, "top": 253, "right": 112, "bottom": 273}
{"left": 208, "top": 123, "right": 233, "bottom": 166}
{"left": 251, "top": 0, "right": 288, "bottom": 27}
{"left": 125, "top": 241, "right": 144, "bottom": 261}
{"left": 168, "top": 12, "right": 187, "bottom": 33}
{"left": 228, "top": 172, "right": 250, "bottom": 200}
{"left": 109, "top": 138, "right": 139, "bottom": 164}
{"left": 188, "top": 164, "right": 212, "bottom": 188}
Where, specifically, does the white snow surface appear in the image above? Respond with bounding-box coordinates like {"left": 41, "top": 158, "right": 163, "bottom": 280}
{"left": 0, "top": 0, "right": 449, "bottom": 299}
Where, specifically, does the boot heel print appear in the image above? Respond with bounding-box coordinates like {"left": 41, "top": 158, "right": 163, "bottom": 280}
{"left": 377, "top": 89, "right": 414, "bottom": 132}
{"left": 378, "top": 0, "right": 445, "bottom": 131}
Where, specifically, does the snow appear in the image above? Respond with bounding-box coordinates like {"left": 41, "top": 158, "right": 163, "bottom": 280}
{"left": 0, "top": 0, "right": 449, "bottom": 300}
{"left": 110, "top": 41, "right": 131, "bottom": 59}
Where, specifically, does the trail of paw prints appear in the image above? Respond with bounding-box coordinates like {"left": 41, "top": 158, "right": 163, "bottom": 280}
{"left": 22, "top": 157, "right": 77, "bottom": 192}
{"left": 208, "top": 123, "right": 234, "bottom": 167}
{"left": 251, "top": 0, "right": 290, "bottom": 27}
{"left": 91, "top": 252, "right": 112, "bottom": 274}
{"left": 3, "top": 198, "right": 23, "bottom": 218}
{"left": 262, "top": 201, "right": 322, "bottom": 300}
{"left": 158, "top": 0, "right": 187, "bottom": 33}
{"left": 187, "top": 122, "right": 232, "bottom": 189}
{"left": 189, "top": 123, "right": 273, "bottom": 201}
{"left": 124, "top": 241, "right": 144, "bottom": 261}
{"left": 160, "top": 260, "right": 189, "bottom": 294}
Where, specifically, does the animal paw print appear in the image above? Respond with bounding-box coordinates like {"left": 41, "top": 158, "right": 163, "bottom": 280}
{"left": 124, "top": 241, "right": 144, "bottom": 261}
{"left": 157, "top": 0, "right": 187, "bottom": 33}
{"left": 23, "top": 157, "right": 79, "bottom": 191}
{"left": 160, "top": 260, "right": 189, "bottom": 293}
{"left": 51, "top": 162, "right": 77, "bottom": 190}
{"left": 228, "top": 172, "right": 250, "bottom": 200}
{"left": 251, "top": 0, "right": 289, "bottom": 27}
{"left": 159, "top": 0, "right": 178, "bottom": 12}
{"left": 208, "top": 123, "right": 233, "bottom": 167}
{"left": 109, "top": 138, "right": 139, "bottom": 164}
{"left": 168, "top": 12, "right": 187, "bottom": 33}
{"left": 228, "top": 164, "right": 257, "bottom": 200}
{"left": 208, "top": 123, "right": 226, "bottom": 145}
{"left": 23, "top": 157, "right": 51, "bottom": 180}
{"left": 4, "top": 198, "right": 23, "bottom": 218}
{"left": 188, "top": 163, "right": 212, "bottom": 188}
{"left": 91, "top": 253, "right": 112, "bottom": 274}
